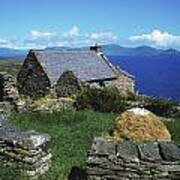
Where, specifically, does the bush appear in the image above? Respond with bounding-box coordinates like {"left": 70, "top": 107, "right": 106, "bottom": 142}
{"left": 143, "top": 97, "right": 178, "bottom": 117}
{"left": 75, "top": 87, "right": 126, "bottom": 113}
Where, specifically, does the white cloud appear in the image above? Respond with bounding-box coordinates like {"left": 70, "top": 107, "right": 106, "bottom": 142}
{"left": 129, "top": 30, "right": 180, "bottom": 48}
{"left": 24, "top": 26, "right": 118, "bottom": 48}
{"left": 29, "top": 30, "right": 57, "bottom": 41}
{"left": 0, "top": 26, "right": 118, "bottom": 49}
{"left": 0, "top": 38, "right": 18, "bottom": 49}
{"left": 67, "top": 26, "right": 79, "bottom": 36}
{"left": 90, "top": 32, "right": 117, "bottom": 43}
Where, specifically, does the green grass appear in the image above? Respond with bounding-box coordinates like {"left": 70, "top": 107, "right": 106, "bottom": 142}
{"left": 164, "top": 118, "right": 180, "bottom": 144}
{"left": 0, "top": 59, "right": 22, "bottom": 76}
{"left": 1, "top": 109, "right": 180, "bottom": 180}
{"left": 0, "top": 109, "right": 115, "bottom": 180}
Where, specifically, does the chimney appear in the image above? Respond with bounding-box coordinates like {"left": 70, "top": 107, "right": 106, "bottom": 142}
{"left": 90, "top": 43, "right": 102, "bottom": 53}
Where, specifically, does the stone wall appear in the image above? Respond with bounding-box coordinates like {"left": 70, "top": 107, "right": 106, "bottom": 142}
{"left": 0, "top": 114, "right": 51, "bottom": 177}
{"left": 0, "top": 101, "right": 15, "bottom": 117}
{"left": 86, "top": 75, "right": 135, "bottom": 95}
{"left": 17, "top": 51, "right": 51, "bottom": 98}
{"left": 86, "top": 137, "right": 180, "bottom": 179}
{"left": 109, "top": 73, "right": 135, "bottom": 94}
{"left": 55, "top": 70, "right": 82, "bottom": 97}
{"left": 0, "top": 72, "right": 19, "bottom": 103}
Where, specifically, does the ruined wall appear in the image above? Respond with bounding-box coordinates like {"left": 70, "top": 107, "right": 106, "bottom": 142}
{"left": 86, "top": 76, "right": 135, "bottom": 95}
{"left": 0, "top": 72, "right": 19, "bottom": 103}
{"left": 0, "top": 74, "right": 4, "bottom": 101}
{"left": 17, "top": 52, "right": 51, "bottom": 98}
{"left": 109, "top": 73, "right": 135, "bottom": 94}
{"left": 87, "top": 137, "right": 180, "bottom": 179}
{"left": 0, "top": 114, "right": 51, "bottom": 177}
{"left": 55, "top": 71, "right": 82, "bottom": 97}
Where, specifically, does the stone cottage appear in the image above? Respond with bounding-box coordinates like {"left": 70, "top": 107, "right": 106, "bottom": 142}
{"left": 17, "top": 45, "right": 135, "bottom": 98}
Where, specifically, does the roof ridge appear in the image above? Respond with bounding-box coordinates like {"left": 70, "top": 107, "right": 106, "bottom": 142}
{"left": 98, "top": 52, "right": 119, "bottom": 75}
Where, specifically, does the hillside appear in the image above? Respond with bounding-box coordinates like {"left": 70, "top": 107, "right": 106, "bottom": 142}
{"left": 0, "top": 59, "right": 22, "bottom": 76}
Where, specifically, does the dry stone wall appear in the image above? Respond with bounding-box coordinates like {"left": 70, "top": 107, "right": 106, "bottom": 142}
{"left": 0, "top": 72, "right": 19, "bottom": 103}
{"left": 86, "top": 137, "right": 180, "bottom": 179}
{"left": 0, "top": 101, "right": 14, "bottom": 117}
{"left": 0, "top": 114, "right": 51, "bottom": 177}
{"left": 55, "top": 70, "right": 82, "bottom": 97}
{"left": 17, "top": 52, "right": 51, "bottom": 98}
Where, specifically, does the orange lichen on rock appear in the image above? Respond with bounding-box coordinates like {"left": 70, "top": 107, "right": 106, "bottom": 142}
{"left": 111, "top": 108, "right": 171, "bottom": 142}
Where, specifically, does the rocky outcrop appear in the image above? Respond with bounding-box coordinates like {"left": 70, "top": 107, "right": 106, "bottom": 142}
{"left": 0, "top": 114, "right": 51, "bottom": 177}
{"left": 86, "top": 137, "right": 180, "bottom": 179}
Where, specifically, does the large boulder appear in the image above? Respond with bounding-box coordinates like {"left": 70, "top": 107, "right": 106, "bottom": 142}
{"left": 111, "top": 108, "right": 171, "bottom": 142}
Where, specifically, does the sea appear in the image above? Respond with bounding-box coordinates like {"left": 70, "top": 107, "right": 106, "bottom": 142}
{"left": 108, "top": 55, "right": 180, "bottom": 101}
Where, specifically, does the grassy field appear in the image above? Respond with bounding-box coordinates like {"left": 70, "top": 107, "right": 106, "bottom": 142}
{"left": 0, "top": 109, "right": 179, "bottom": 180}
{"left": 0, "top": 109, "right": 115, "bottom": 180}
{"left": 0, "top": 59, "right": 22, "bottom": 76}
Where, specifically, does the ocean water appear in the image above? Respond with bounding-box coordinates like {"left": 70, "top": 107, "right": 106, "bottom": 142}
{"left": 108, "top": 55, "right": 180, "bottom": 100}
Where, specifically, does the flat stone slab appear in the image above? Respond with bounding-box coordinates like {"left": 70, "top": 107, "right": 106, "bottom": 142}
{"left": 0, "top": 114, "right": 50, "bottom": 150}
{"left": 116, "top": 141, "right": 139, "bottom": 162}
{"left": 159, "top": 143, "right": 180, "bottom": 161}
{"left": 138, "top": 143, "right": 162, "bottom": 162}
{"left": 90, "top": 137, "right": 116, "bottom": 155}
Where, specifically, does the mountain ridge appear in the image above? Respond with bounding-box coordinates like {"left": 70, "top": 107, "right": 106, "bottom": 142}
{"left": 0, "top": 44, "right": 180, "bottom": 59}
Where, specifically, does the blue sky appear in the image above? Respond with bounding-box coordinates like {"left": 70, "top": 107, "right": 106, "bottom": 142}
{"left": 0, "top": 0, "right": 180, "bottom": 49}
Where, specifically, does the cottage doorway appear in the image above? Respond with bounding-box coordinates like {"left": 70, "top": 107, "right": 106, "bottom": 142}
{"left": 0, "top": 75, "right": 4, "bottom": 101}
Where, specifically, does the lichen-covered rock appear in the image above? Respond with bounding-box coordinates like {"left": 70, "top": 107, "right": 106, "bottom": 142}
{"left": 111, "top": 108, "right": 171, "bottom": 142}
{"left": 55, "top": 71, "right": 82, "bottom": 97}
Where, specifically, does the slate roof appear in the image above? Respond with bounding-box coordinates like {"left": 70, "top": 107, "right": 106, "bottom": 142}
{"left": 33, "top": 50, "right": 118, "bottom": 84}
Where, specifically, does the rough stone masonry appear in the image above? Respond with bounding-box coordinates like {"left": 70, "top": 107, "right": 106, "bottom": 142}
{"left": 86, "top": 137, "right": 180, "bottom": 179}
{"left": 0, "top": 114, "right": 51, "bottom": 177}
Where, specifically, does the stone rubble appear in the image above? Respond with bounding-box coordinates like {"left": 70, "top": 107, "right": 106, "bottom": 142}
{"left": 0, "top": 114, "right": 51, "bottom": 177}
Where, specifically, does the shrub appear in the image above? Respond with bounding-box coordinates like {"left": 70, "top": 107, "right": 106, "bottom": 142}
{"left": 143, "top": 97, "right": 178, "bottom": 117}
{"left": 75, "top": 87, "right": 126, "bottom": 113}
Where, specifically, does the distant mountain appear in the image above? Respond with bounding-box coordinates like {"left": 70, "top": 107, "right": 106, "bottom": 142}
{"left": 0, "top": 48, "right": 27, "bottom": 59}
{"left": 0, "top": 45, "right": 180, "bottom": 59}
{"left": 45, "top": 44, "right": 166, "bottom": 56}
{"left": 101, "top": 44, "right": 180, "bottom": 56}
